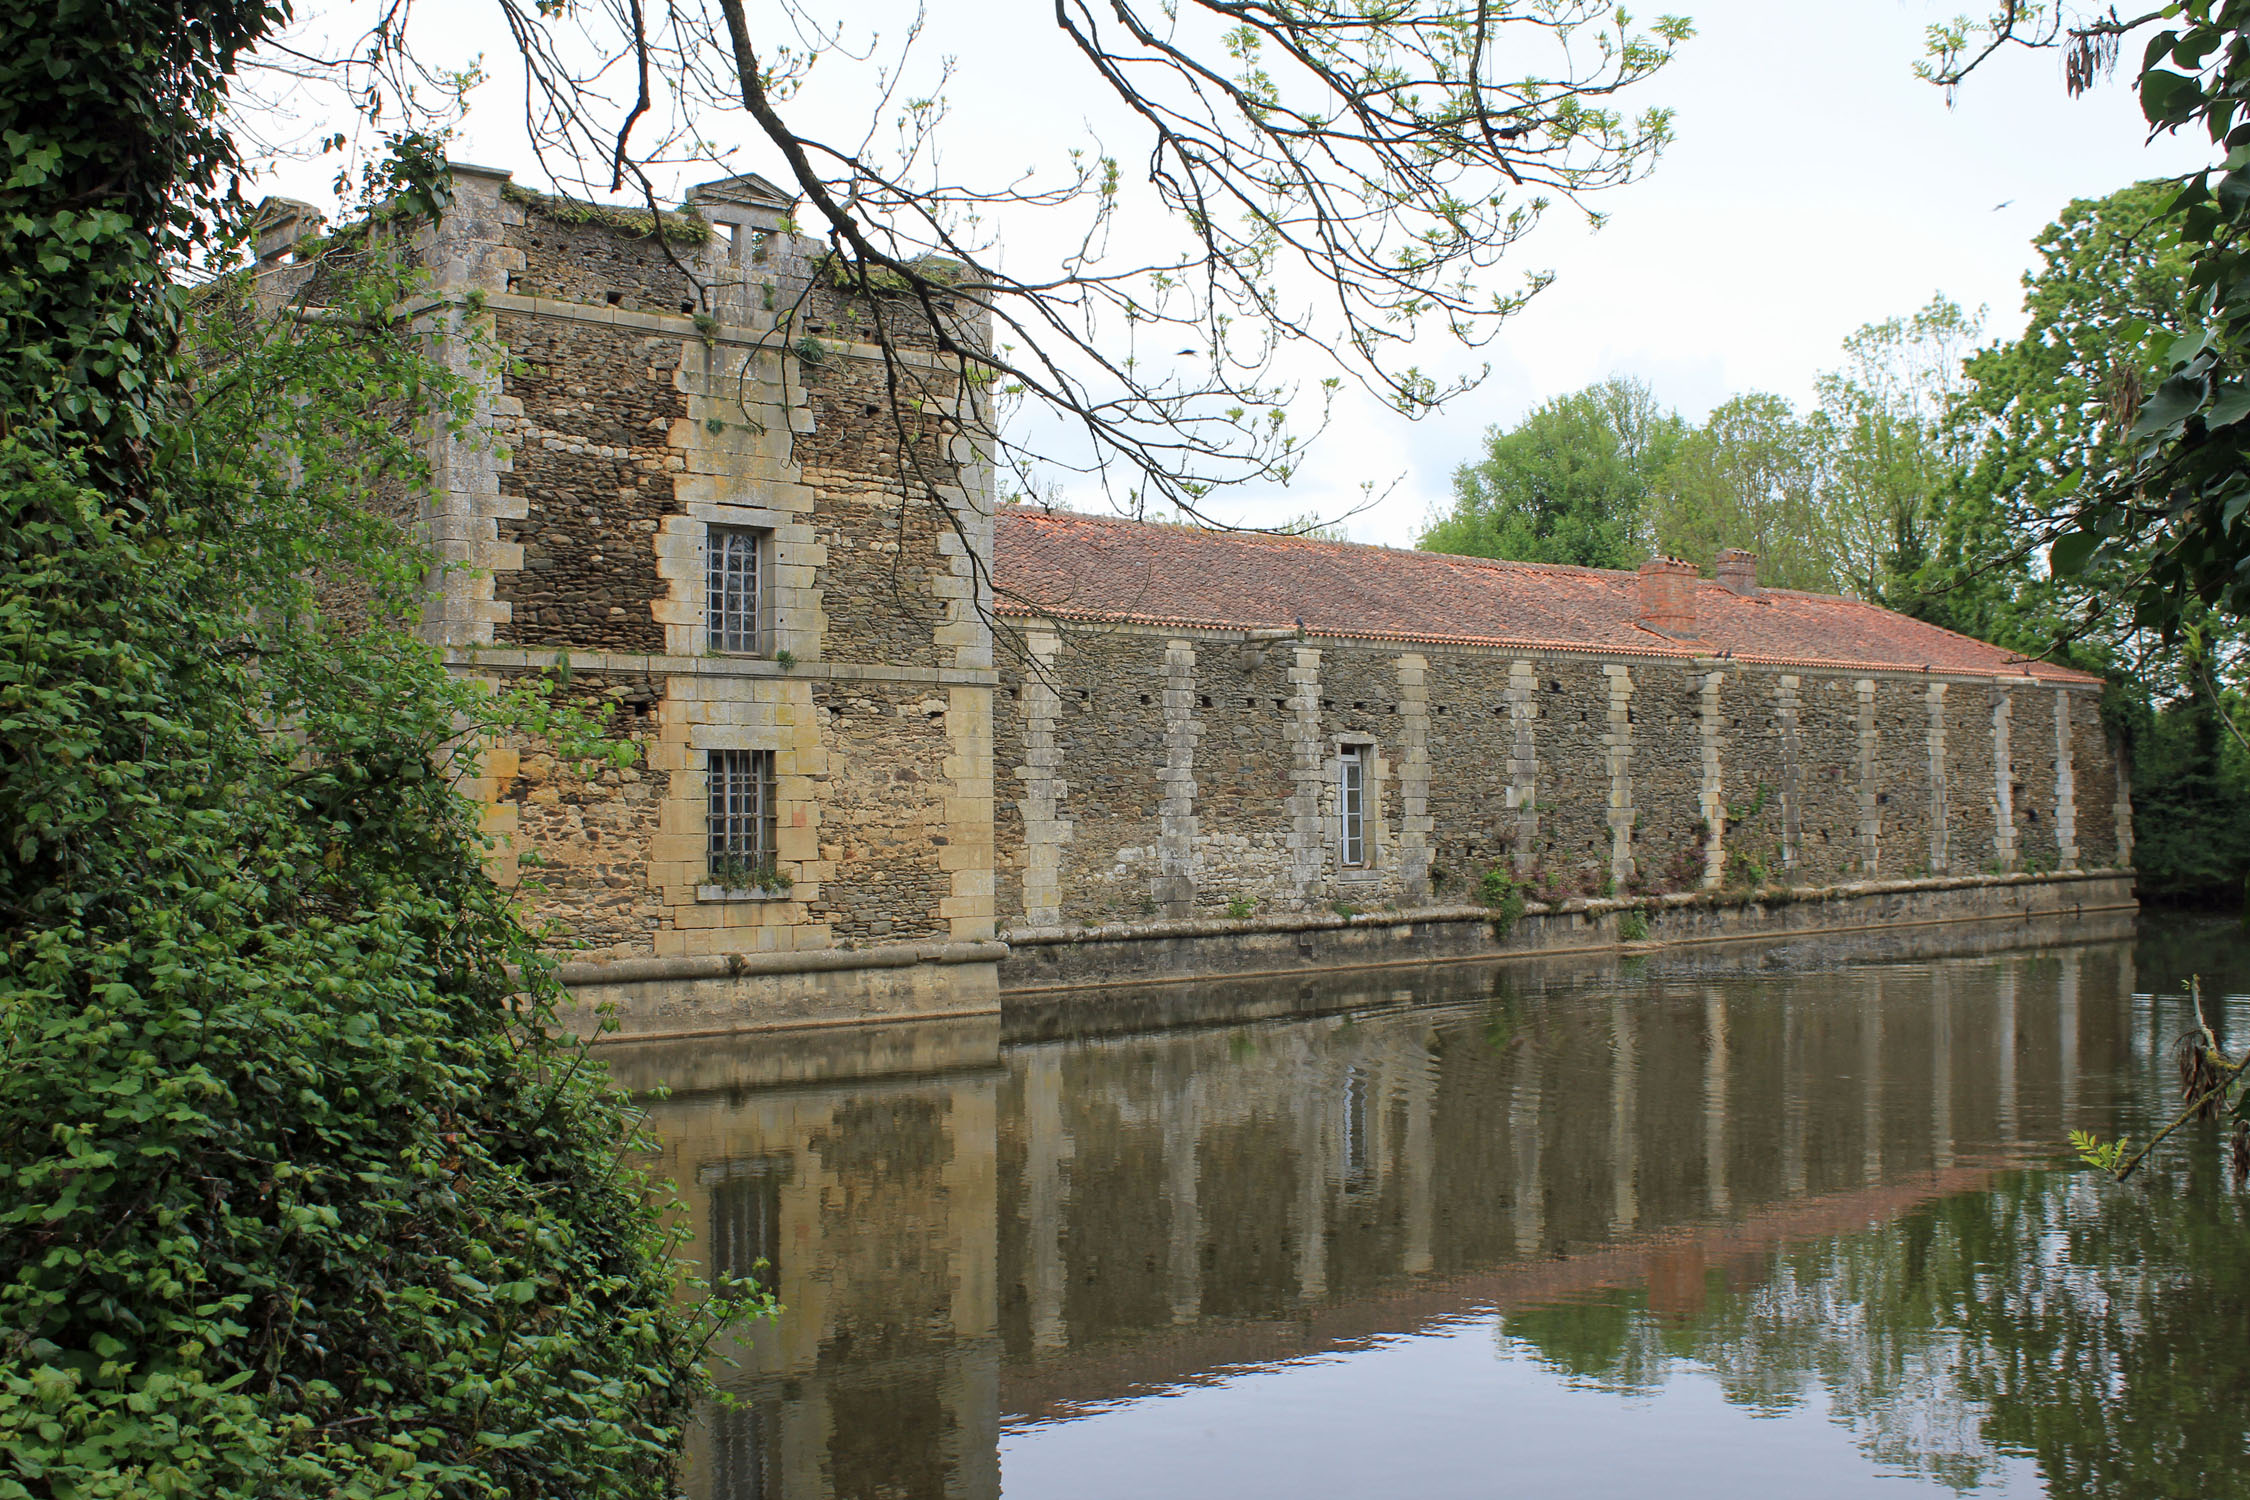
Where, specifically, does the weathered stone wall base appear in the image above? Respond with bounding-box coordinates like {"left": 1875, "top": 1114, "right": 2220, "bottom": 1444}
{"left": 561, "top": 941, "right": 1003, "bottom": 1040}
{"left": 998, "top": 871, "right": 2135, "bottom": 993}
{"left": 1003, "top": 902, "right": 2139, "bottom": 1045}
{"left": 601, "top": 1009, "right": 1001, "bottom": 1093}
{"left": 565, "top": 872, "right": 2135, "bottom": 1035}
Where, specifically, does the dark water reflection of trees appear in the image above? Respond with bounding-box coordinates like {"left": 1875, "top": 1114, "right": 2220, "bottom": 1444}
{"left": 1506, "top": 1166, "right": 2250, "bottom": 1497}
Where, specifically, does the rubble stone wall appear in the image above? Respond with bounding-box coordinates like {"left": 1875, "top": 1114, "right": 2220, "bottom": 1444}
{"left": 993, "top": 621, "right": 2124, "bottom": 933}
{"left": 493, "top": 312, "right": 684, "bottom": 651}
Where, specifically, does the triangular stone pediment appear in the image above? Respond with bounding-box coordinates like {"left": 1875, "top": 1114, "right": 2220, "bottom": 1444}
{"left": 687, "top": 172, "right": 797, "bottom": 210}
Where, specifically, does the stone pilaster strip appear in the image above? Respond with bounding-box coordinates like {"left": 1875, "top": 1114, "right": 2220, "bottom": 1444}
{"left": 1397, "top": 654, "right": 1432, "bottom": 898}
{"left": 1506, "top": 660, "right": 1538, "bottom": 871}
{"left": 1776, "top": 674, "right": 1802, "bottom": 871}
{"left": 2054, "top": 689, "right": 2079, "bottom": 870}
{"left": 1993, "top": 689, "right": 2018, "bottom": 870}
{"left": 1015, "top": 630, "right": 1070, "bottom": 928}
{"left": 1603, "top": 664, "right": 1636, "bottom": 886}
{"left": 1699, "top": 667, "right": 1727, "bottom": 890}
{"left": 414, "top": 166, "right": 525, "bottom": 648}
{"left": 1927, "top": 682, "right": 1950, "bottom": 874}
{"left": 1156, "top": 640, "right": 1201, "bottom": 917}
{"left": 940, "top": 680, "right": 997, "bottom": 939}
{"left": 1286, "top": 646, "right": 1327, "bottom": 907}
{"left": 1856, "top": 678, "right": 1881, "bottom": 874}
{"left": 931, "top": 384, "right": 996, "bottom": 672}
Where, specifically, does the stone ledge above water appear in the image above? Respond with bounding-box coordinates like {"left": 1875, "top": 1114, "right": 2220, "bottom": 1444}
{"left": 997, "top": 869, "right": 2138, "bottom": 993}
{"left": 555, "top": 872, "right": 2134, "bottom": 1037}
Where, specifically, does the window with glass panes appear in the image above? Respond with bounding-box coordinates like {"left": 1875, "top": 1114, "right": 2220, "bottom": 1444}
{"left": 708, "top": 525, "right": 768, "bottom": 653}
{"left": 1338, "top": 746, "right": 1368, "bottom": 866}
{"left": 707, "top": 748, "right": 778, "bottom": 883}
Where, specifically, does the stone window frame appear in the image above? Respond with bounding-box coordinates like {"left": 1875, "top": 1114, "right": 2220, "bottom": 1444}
{"left": 661, "top": 501, "right": 798, "bottom": 659}
{"left": 706, "top": 522, "right": 773, "bottom": 654}
{"left": 1337, "top": 740, "right": 1374, "bottom": 869}
{"left": 700, "top": 744, "right": 786, "bottom": 902}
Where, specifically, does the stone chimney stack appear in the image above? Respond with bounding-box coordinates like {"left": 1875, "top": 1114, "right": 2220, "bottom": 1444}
{"left": 1637, "top": 556, "right": 1699, "bottom": 637}
{"left": 1714, "top": 548, "right": 1761, "bottom": 597}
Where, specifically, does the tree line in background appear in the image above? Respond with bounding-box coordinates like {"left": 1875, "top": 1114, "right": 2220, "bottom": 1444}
{"left": 1419, "top": 179, "right": 2250, "bottom": 903}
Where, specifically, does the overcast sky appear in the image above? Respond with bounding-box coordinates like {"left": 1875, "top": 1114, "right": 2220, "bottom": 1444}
{"left": 252, "top": 1, "right": 2213, "bottom": 547}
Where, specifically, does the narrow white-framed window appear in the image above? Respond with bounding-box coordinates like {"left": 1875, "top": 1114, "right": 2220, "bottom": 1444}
{"left": 707, "top": 525, "right": 770, "bottom": 654}
{"left": 1338, "top": 744, "right": 1369, "bottom": 867}
{"left": 707, "top": 748, "right": 779, "bottom": 886}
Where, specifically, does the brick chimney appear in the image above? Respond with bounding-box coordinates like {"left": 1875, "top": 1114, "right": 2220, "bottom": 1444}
{"left": 1637, "top": 556, "right": 1699, "bottom": 637}
{"left": 1714, "top": 548, "right": 1760, "bottom": 597}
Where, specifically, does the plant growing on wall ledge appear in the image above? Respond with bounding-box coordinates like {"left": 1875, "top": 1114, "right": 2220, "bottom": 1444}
{"left": 1479, "top": 866, "right": 1529, "bottom": 935}
{"left": 710, "top": 856, "right": 794, "bottom": 894}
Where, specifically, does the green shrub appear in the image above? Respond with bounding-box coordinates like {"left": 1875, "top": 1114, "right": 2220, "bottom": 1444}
{"left": 1618, "top": 909, "right": 1650, "bottom": 942}
{"left": 710, "top": 855, "right": 795, "bottom": 894}
{"left": 1479, "top": 865, "right": 1528, "bottom": 935}
{"left": 1226, "top": 895, "right": 1256, "bottom": 921}
{"left": 0, "top": 76, "right": 741, "bottom": 1487}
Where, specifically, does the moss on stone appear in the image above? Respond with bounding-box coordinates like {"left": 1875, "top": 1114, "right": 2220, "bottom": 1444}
{"left": 502, "top": 182, "right": 711, "bottom": 245}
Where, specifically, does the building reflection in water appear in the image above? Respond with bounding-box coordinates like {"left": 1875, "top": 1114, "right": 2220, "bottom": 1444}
{"left": 621, "top": 913, "right": 2250, "bottom": 1500}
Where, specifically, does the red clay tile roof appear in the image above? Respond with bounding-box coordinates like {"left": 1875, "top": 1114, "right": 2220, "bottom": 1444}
{"left": 993, "top": 509, "right": 2099, "bottom": 684}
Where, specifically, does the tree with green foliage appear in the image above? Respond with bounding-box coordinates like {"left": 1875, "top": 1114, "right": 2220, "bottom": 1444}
{"left": 0, "top": 5, "right": 745, "bottom": 1495}
{"left": 1421, "top": 376, "right": 1684, "bottom": 569}
{"left": 1816, "top": 295, "right": 1985, "bottom": 599}
{"left": 1646, "top": 392, "right": 1835, "bottom": 590}
{"left": 1898, "top": 185, "right": 2193, "bottom": 657}
{"left": 1427, "top": 304, "right": 1980, "bottom": 595}
{"left": 1886, "top": 185, "right": 2250, "bottom": 903}
{"left": 1925, "top": 3, "right": 2250, "bottom": 642}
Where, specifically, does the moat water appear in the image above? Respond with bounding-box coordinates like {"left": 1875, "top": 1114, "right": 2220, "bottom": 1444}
{"left": 617, "top": 912, "right": 2250, "bottom": 1499}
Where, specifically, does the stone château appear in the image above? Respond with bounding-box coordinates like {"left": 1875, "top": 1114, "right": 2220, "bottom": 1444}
{"left": 254, "top": 165, "right": 2135, "bottom": 1034}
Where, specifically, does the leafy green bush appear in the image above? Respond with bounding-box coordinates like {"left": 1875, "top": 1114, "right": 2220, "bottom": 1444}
{"left": 1618, "top": 909, "right": 1650, "bottom": 942}
{"left": 0, "top": 341, "right": 739, "bottom": 1500}
{"left": 1479, "top": 866, "right": 1528, "bottom": 935}
{"left": 0, "top": 14, "right": 739, "bottom": 1481}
